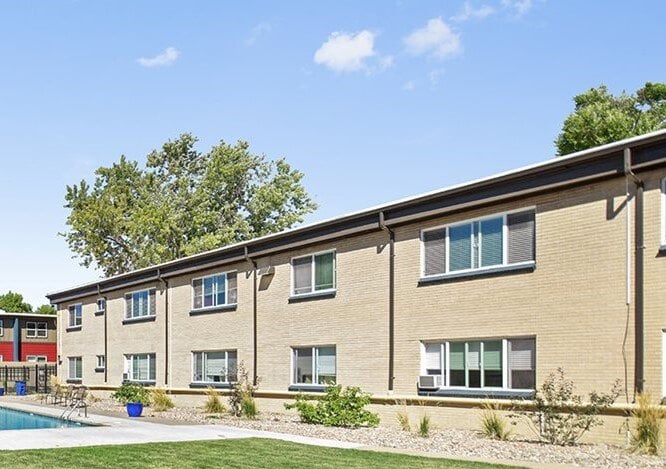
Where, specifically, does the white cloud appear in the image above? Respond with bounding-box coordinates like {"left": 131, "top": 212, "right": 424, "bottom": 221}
{"left": 403, "top": 18, "right": 462, "bottom": 60}
{"left": 136, "top": 47, "right": 180, "bottom": 67}
{"left": 451, "top": 2, "right": 495, "bottom": 22}
{"left": 245, "top": 22, "right": 272, "bottom": 46}
{"left": 428, "top": 68, "right": 445, "bottom": 87}
{"left": 378, "top": 55, "right": 394, "bottom": 70}
{"left": 314, "top": 30, "right": 377, "bottom": 72}
{"left": 402, "top": 80, "right": 416, "bottom": 91}
{"left": 501, "top": 0, "right": 534, "bottom": 17}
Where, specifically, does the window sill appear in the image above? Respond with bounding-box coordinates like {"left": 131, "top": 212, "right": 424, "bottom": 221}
{"left": 419, "top": 262, "right": 536, "bottom": 285}
{"left": 122, "top": 315, "right": 156, "bottom": 325}
{"left": 66, "top": 379, "right": 82, "bottom": 384}
{"left": 94, "top": 367, "right": 105, "bottom": 373}
{"left": 288, "top": 384, "right": 330, "bottom": 393}
{"left": 94, "top": 310, "right": 105, "bottom": 316}
{"left": 124, "top": 380, "right": 156, "bottom": 386}
{"left": 189, "top": 304, "right": 237, "bottom": 316}
{"left": 66, "top": 326, "right": 82, "bottom": 332}
{"left": 659, "top": 244, "right": 666, "bottom": 253}
{"left": 288, "top": 290, "right": 336, "bottom": 303}
{"left": 189, "top": 382, "right": 233, "bottom": 389}
{"left": 417, "top": 388, "right": 535, "bottom": 400}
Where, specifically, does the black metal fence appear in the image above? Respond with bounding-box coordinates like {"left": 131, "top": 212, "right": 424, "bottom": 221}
{"left": 0, "top": 364, "right": 57, "bottom": 394}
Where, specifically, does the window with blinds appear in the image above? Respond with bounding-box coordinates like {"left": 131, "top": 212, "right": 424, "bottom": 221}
{"left": 68, "top": 356, "right": 82, "bottom": 380}
{"left": 421, "top": 209, "right": 535, "bottom": 277}
{"left": 68, "top": 303, "right": 82, "bottom": 327}
{"left": 292, "top": 346, "right": 336, "bottom": 385}
{"left": 192, "top": 272, "right": 238, "bottom": 310}
{"left": 421, "top": 337, "right": 535, "bottom": 390}
{"left": 124, "top": 289, "right": 156, "bottom": 319}
{"left": 124, "top": 353, "right": 156, "bottom": 382}
{"left": 192, "top": 350, "right": 238, "bottom": 383}
{"left": 292, "top": 251, "right": 336, "bottom": 296}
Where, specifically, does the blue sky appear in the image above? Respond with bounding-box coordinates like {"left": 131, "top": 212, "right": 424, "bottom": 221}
{"left": 0, "top": 1, "right": 664, "bottom": 307}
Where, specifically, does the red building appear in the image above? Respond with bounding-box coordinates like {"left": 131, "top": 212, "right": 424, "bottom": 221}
{"left": 0, "top": 311, "right": 57, "bottom": 363}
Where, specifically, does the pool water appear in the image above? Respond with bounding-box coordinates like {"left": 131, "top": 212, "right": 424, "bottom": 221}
{"left": 0, "top": 407, "right": 86, "bottom": 430}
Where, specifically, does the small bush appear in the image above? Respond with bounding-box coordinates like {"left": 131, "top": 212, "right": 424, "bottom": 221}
{"left": 511, "top": 368, "right": 621, "bottom": 446}
{"left": 228, "top": 362, "right": 259, "bottom": 418}
{"left": 204, "top": 387, "right": 226, "bottom": 414}
{"left": 150, "top": 388, "right": 174, "bottom": 412}
{"left": 397, "top": 410, "right": 411, "bottom": 432}
{"left": 418, "top": 414, "right": 431, "bottom": 437}
{"left": 631, "top": 393, "right": 664, "bottom": 456}
{"left": 480, "top": 402, "right": 511, "bottom": 440}
{"left": 112, "top": 383, "right": 150, "bottom": 405}
{"left": 285, "top": 385, "right": 380, "bottom": 428}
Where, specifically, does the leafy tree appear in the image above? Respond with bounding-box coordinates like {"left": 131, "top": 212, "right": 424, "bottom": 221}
{"left": 63, "top": 134, "right": 317, "bottom": 276}
{"left": 0, "top": 291, "right": 32, "bottom": 313}
{"left": 555, "top": 82, "right": 666, "bottom": 155}
{"left": 35, "top": 304, "right": 56, "bottom": 315}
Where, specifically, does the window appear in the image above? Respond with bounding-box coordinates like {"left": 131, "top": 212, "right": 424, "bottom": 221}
{"left": 97, "top": 298, "right": 106, "bottom": 313}
{"left": 124, "top": 289, "right": 155, "bottom": 319}
{"left": 124, "top": 354, "right": 156, "bottom": 382}
{"left": 661, "top": 179, "right": 666, "bottom": 246}
{"left": 68, "top": 304, "right": 82, "bottom": 327}
{"left": 26, "top": 322, "right": 47, "bottom": 338}
{"left": 0, "top": 319, "right": 3, "bottom": 337}
{"left": 192, "top": 272, "right": 238, "bottom": 310}
{"left": 192, "top": 350, "right": 237, "bottom": 383}
{"left": 96, "top": 355, "right": 106, "bottom": 370}
{"left": 421, "top": 338, "right": 535, "bottom": 390}
{"left": 292, "top": 346, "right": 336, "bottom": 385}
{"left": 27, "top": 356, "right": 47, "bottom": 363}
{"left": 68, "top": 357, "right": 82, "bottom": 380}
{"left": 292, "top": 251, "right": 336, "bottom": 296}
{"left": 422, "top": 209, "right": 535, "bottom": 277}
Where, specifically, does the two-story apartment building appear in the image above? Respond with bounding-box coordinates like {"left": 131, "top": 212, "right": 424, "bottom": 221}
{"left": 46, "top": 131, "right": 666, "bottom": 441}
{"left": 0, "top": 310, "right": 57, "bottom": 363}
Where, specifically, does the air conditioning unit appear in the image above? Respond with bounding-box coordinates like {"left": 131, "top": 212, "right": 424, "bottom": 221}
{"left": 122, "top": 373, "right": 129, "bottom": 382}
{"left": 257, "top": 265, "right": 275, "bottom": 276}
{"left": 418, "top": 375, "right": 443, "bottom": 390}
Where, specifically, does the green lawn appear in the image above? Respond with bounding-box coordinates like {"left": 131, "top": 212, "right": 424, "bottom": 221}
{"left": 1, "top": 438, "right": 521, "bottom": 468}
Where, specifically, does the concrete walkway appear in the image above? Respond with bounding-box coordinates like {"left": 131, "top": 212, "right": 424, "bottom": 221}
{"left": 0, "top": 401, "right": 361, "bottom": 451}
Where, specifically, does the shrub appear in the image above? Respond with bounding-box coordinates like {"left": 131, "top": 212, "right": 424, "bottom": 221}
{"left": 285, "top": 385, "right": 380, "bottom": 428}
{"left": 480, "top": 402, "right": 512, "bottom": 440}
{"left": 418, "top": 414, "right": 431, "bottom": 437}
{"left": 228, "top": 362, "right": 259, "bottom": 418}
{"left": 150, "top": 388, "right": 174, "bottom": 412}
{"left": 631, "top": 393, "right": 664, "bottom": 456}
{"left": 112, "top": 383, "right": 150, "bottom": 405}
{"left": 511, "top": 368, "right": 621, "bottom": 446}
{"left": 397, "top": 410, "right": 411, "bottom": 432}
{"left": 204, "top": 387, "right": 226, "bottom": 414}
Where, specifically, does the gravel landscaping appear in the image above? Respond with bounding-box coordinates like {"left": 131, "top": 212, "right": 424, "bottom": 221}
{"left": 84, "top": 398, "right": 664, "bottom": 468}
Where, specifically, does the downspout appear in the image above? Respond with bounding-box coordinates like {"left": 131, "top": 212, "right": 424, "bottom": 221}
{"left": 379, "top": 212, "right": 395, "bottom": 392}
{"left": 157, "top": 269, "right": 170, "bottom": 387}
{"left": 98, "top": 284, "right": 108, "bottom": 384}
{"left": 624, "top": 147, "right": 644, "bottom": 395}
{"left": 244, "top": 247, "right": 259, "bottom": 386}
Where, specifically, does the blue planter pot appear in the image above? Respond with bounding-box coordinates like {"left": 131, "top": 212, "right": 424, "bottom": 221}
{"left": 126, "top": 403, "right": 144, "bottom": 417}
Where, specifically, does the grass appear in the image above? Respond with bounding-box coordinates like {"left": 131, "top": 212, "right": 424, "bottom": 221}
{"left": 0, "top": 438, "right": 521, "bottom": 468}
{"left": 480, "top": 403, "right": 512, "bottom": 441}
{"left": 631, "top": 393, "right": 664, "bottom": 455}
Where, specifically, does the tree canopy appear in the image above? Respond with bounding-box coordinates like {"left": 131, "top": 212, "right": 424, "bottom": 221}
{"left": 555, "top": 82, "right": 666, "bottom": 155}
{"left": 63, "top": 134, "right": 317, "bottom": 276}
{"left": 0, "top": 291, "right": 54, "bottom": 314}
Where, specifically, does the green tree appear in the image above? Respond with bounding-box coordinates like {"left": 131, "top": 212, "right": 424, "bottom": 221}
{"left": 63, "top": 134, "right": 317, "bottom": 276}
{"left": 35, "top": 304, "right": 56, "bottom": 315}
{"left": 0, "top": 291, "right": 32, "bottom": 312}
{"left": 555, "top": 82, "right": 666, "bottom": 155}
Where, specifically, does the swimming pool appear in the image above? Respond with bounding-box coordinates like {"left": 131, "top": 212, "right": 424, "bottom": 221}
{"left": 0, "top": 407, "right": 87, "bottom": 430}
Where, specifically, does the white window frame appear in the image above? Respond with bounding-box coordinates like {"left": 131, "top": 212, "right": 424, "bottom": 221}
{"left": 191, "top": 350, "right": 237, "bottom": 384}
{"left": 290, "top": 249, "right": 337, "bottom": 297}
{"left": 26, "top": 355, "right": 47, "bottom": 363}
{"left": 68, "top": 303, "right": 82, "bottom": 327}
{"left": 290, "top": 345, "right": 337, "bottom": 386}
{"left": 96, "top": 298, "right": 106, "bottom": 313}
{"left": 68, "top": 356, "right": 82, "bottom": 380}
{"left": 125, "top": 289, "right": 154, "bottom": 319}
{"left": 123, "top": 353, "right": 156, "bottom": 383}
{"left": 420, "top": 337, "right": 535, "bottom": 392}
{"left": 96, "top": 355, "right": 106, "bottom": 370}
{"left": 191, "top": 271, "right": 238, "bottom": 310}
{"left": 26, "top": 321, "right": 47, "bottom": 338}
{"left": 661, "top": 178, "right": 666, "bottom": 247}
{"left": 0, "top": 319, "right": 3, "bottom": 337}
{"left": 420, "top": 207, "right": 535, "bottom": 279}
